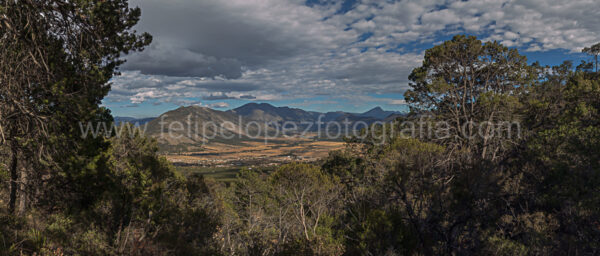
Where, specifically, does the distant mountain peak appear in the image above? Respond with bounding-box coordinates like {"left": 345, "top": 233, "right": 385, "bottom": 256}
{"left": 176, "top": 105, "right": 208, "bottom": 111}
{"left": 362, "top": 106, "right": 386, "bottom": 115}
{"left": 232, "top": 102, "right": 318, "bottom": 123}
{"left": 234, "top": 102, "right": 278, "bottom": 111}
{"left": 243, "top": 102, "right": 273, "bottom": 107}
{"left": 366, "top": 106, "right": 383, "bottom": 112}
{"left": 360, "top": 106, "right": 402, "bottom": 119}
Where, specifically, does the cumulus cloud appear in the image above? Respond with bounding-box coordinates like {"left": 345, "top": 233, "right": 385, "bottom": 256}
{"left": 123, "top": 0, "right": 351, "bottom": 78}
{"left": 130, "top": 91, "right": 163, "bottom": 104}
{"left": 201, "top": 93, "right": 237, "bottom": 101}
{"left": 124, "top": 42, "right": 244, "bottom": 78}
{"left": 207, "top": 102, "right": 230, "bottom": 109}
{"left": 389, "top": 99, "right": 407, "bottom": 105}
{"left": 108, "top": 71, "right": 264, "bottom": 104}
{"left": 239, "top": 95, "right": 257, "bottom": 100}
{"left": 341, "top": 0, "right": 600, "bottom": 54}
{"left": 108, "top": 0, "right": 600, "bottom": 107}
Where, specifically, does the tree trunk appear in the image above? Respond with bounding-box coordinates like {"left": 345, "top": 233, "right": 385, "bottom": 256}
{"left": 9, "top": 148, "right": 17, "bottom": 214}
{"left": 18, "top": 165, "right": 28, "bottom": 215}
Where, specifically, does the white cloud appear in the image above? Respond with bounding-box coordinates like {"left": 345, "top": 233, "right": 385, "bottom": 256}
{"left": 109, "top": 0, "right": 600, "bottom": 107}
{"left": 130, "top": 90, "right": 172, "bottom": 104}
{"left": 389, "top": 99, "right": 407, "bottom": 105}
{"left": 207, "top": 102, "right": 230, "bottom": 109}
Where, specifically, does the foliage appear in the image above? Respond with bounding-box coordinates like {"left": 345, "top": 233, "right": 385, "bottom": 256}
{"left": 0, "top": 0, "right": 151, "bottom": 216}
{"left": 216, "top": 163, "right": 344, "bottom": 255}
{"left": 405, "top": 35, "right": 534, "bottom": 160}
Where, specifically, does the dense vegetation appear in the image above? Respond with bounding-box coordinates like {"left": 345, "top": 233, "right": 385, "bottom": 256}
{"left": 1, "top": 1, "right": 600, "bottom": 255}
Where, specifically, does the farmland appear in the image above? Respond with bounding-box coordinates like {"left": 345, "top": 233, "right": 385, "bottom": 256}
{"left": 167, "top": 137, "right": 346, "bottom": 181}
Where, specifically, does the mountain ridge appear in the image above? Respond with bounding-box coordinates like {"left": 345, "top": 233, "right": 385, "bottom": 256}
{"left": 116, "top": 103, "right": 406, "bottom": 125}
{"left": 116, "top": 103, "right": 406, "bottom": 151}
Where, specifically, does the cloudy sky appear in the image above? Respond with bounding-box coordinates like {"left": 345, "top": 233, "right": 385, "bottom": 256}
{"left": 104, "top": 0, "right": 599, "bottom": 117}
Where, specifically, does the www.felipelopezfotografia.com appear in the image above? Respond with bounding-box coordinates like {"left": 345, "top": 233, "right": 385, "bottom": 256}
{"left": 78, "top": 113, "right": 522, "bottom": 146}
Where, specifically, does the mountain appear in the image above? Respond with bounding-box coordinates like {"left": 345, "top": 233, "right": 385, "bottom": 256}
{"left": 383, "top": 113, "right": 405, "bottom": 122}
{"left": 358, "top": 107, "right": 403, "bottom": 119}
{"left": 114, "top": 116, "right": 156, "bottom": 126}
{"left": 229, "top": 103, "right": 319, "bottom": 123}
{"left": 230, "top": 103, "right": 406, "bottom": 131}
{"left": 133, "top": 103, "right": 405, "bottom": 152}
{"left": 231, "top": 103, "right": 403, "bottom": 123}
{"left": 144, "top": 106, "right": 272, "bottom": 152}
{"left": 333, "top": 112, "right": 380, "bottom": 124}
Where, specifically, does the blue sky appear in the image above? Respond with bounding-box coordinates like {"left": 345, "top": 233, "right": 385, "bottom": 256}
{"left": 103, "top": 0, "right": 598, "bottom": 118}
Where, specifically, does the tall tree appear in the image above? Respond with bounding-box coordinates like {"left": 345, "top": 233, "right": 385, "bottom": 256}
{"left": 582, "top": 43, "right": 600, "bottom": 72}
{"left": 0, "top": 0, "right": 151, "bottom": 214}
{"left": 404, "top": 35, "right": 534, "bottom": 160}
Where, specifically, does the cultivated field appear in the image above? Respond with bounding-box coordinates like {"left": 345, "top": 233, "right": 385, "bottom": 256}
{"left": 166, "top": 137, "right": 345, "bottom": 181}
{"left": 166, "top": 134, "right": 344, "bottom": 164}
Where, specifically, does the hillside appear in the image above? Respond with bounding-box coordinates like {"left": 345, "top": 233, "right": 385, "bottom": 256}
{"left": 144, "top": 105, "right": 272, "bottom": 152}
{"left": 358, "top": 106, "right": 403, "bottom": 119}
{"left": 114, "top": 116, "right": 156, "bottom": 126}
{"left": 229, "top": 102, "right": 320, "bottom": 123}
{"left": 230, "top": 103, "right": 404, "bottom": 130}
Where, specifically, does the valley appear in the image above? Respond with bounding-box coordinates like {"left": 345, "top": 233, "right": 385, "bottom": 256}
{"left": 116, "top": 102, "right": 401, "bottom": 170}
{"left": 168, "top": 137, "right": 346, "bottom": 182}
{"left": 166, "top": 138, "right": 344, "bottom": 167}
{"left": 115, "top": 102, "right": 402, "bottom": 180}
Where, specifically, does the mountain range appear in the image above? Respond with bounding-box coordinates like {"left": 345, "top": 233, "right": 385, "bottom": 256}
{"left": 116, "top": 103, "right": 405, "bottom": 151}
{"left": 117, "top": 103, "right": 404, "bottom": 126}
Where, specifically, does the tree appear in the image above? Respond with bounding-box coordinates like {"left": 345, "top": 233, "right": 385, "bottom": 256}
{"left": 0, "top": 0, "right": 151, "bottom": 214}
{"left": 105, "top": 127, "right": 220, "bottom": 255}
{"left": 220, "top": 164, "right": 343, "bottom": 255}
{"left": 516, "top": 70, "right": 600, "bottom": 253}
{"left": 582, "top": 43, "right": 600, "bottom": 72}
{"left": 270, "top": 163, "right": 342, "bottom": 254}
{"left": 404, "top": 35, "right": 534, "bottom": 161}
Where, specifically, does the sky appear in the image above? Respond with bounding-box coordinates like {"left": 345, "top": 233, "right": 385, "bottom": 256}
{"left": 103, "top": 0, "right": 599, "bottom": 118}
